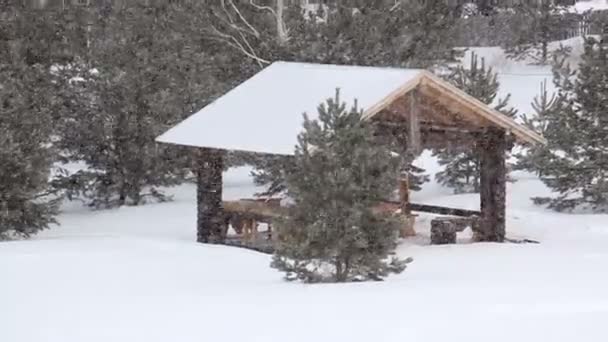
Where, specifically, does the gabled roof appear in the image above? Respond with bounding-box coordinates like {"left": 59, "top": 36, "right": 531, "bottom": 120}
{"left": 157, "top": 61, "right": 545, "bottom": 155}
{"left": 362, "top": 71, "right": 546, "bottom": 145}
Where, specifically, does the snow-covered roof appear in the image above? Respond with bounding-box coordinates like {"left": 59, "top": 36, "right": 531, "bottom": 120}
{"left": 157, "top": 61, "right": 545, "bottom": 155}
{"left": 157, "top": 62, "right": 422, "bottom": 155}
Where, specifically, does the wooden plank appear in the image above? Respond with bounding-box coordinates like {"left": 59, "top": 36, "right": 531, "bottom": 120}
{"left": 420, "top": 123, "right": 484, "bottom": 134}
{"left": 374, "top": 120, "right": 482, "bottom": 135}
{"left": 223, "top": 200, "right": 285, "bottom": 219}
{"left": 418, "top": 91, "right": 472, "bottom": 126}
{"left": 410, "top": 203, "right": 480, "bottom": 217}
{"left": 383, "top": 91, "right": 473, "bottom": 132}
{"left": 383, "top": 200, "right": 481, "bottom": 217}
{"left": 362, "top": 73, "right": 424, "bottom": 120}
{"left": 418, "top": 82, "right": 489, "bottom": 127}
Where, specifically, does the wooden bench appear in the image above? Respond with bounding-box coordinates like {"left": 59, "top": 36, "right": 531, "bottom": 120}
{"left": 223, "top": 199, "right": 285, "bottom": 243}
{"left": 224, "top": 199, "right": 487, "bottom": 246}
{"left": 430, "top": 216, "right": 482, "bottom": 245}
{"left": 224, "top": 199, "right": 420, "bottom": 243}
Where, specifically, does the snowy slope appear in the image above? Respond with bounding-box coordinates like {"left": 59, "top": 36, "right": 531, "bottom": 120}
{"left": 574, "top": 0, "right": 608, "bottom": 12}
{"left": 465, "top": 37, "right": 590, "bottom": 116}
{"left": 3, "top": 164, "right": 608, "bottom": 342}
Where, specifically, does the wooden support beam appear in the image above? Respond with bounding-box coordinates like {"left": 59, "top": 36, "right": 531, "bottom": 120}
{"left": 410, "top": 203, "right": 480, "bottom": 217}
{"left": 478, "top": 128, "right": 507, "bottom": 242}
{"left": 399, "top": 177, "right": 411, "bottom": 216}
{"left": 376, "top": 120, "right": 483, "bottom": 135}
{"left": 375, "top": 121, "right": 478, "bottom": 150}
{"left": 418, "top": 83, "right": 488, "bottom": 127}
{"left": 384, "top": 200, "right": 481, "bottom": 217}
{"left": 420, "top": 123, "right": 484, "bottom": 135}
{"left": 196, "top": 148, "right": 226, "bottom": 244}
{"left": 398, "top": 176, "right": 417, "bottom": 237}
{"left": 408, "top": 90, "right": 421, "bottom": 154}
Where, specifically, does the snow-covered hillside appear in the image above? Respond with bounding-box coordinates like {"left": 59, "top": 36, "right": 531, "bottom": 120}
{"left": 465, "top": 36, "right": 590, "bottom": 116}
{"left": 574, "top": 0, "right": 608, "bottom": 12}
{"left": 2, "top": 162, "right": 608, "bottom": 342}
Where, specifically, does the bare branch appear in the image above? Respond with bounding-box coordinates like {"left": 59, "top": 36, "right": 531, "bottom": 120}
{"left": 219, "top": 0, "right": 235, "bottom": 24}
{"left": 390, "top": 0, "right": 401, "bottom": 12}
{"left": 249, "top": 0, "right": 276, "bottom": 15}
{"left": 234, "top": 28, "right": 269, "bottom": 67}
{"left": 208, "top": 24, "right": 270, "bottom": 68}
{"left": 228, "top": 0, "right": 261, "bottom": 38}
{"left": 213, "top": 4, "right": 259, "bottom": 38}
{"left": 207, "top": 0, "right": 285, "bottom": 66}
{"left": 249, "top": 0, "right": 289, "bottom": 44}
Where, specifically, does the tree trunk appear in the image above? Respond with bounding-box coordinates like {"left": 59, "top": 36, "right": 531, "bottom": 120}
{"left": 118, "top": 191, "right": 126, "bottom": 206}
{"left": 196, "top": 148, "right": 225, "bottom": 244}
{"left": 276, "top": 0, "right": 289, "bottom": 45}
{"left": 118, "top": 180, "right": 127, "bottom": 206}
{"left": 335, "top": 259, "right": 344, "bottom": 282}
{"left": 478, "top": 128, "right": 507, "bottom": 242}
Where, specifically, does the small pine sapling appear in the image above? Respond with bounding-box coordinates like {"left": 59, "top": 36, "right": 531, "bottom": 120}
{"left": 271, "top": 90, "right": 412, "bottom": 283}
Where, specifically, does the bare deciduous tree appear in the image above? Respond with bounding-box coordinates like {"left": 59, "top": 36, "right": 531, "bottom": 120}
{"left": 207, "top": 0, "right": 289, "bottom": 68}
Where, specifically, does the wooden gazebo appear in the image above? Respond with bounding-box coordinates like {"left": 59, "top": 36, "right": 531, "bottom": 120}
{"left": 157, "top": 62, "right": 545, "bottom": 246}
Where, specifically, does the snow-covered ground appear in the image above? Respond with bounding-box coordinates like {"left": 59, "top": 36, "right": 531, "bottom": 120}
{"left": 2, "top": 161, "right": 608, "bottom": 342}
{"left": 3, "top": 38, "right": 608, "bottom": 342}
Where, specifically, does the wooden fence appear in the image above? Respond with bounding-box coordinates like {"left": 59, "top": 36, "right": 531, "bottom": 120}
{"left": 454, "top": 10, "right": 608, "bottom": 47}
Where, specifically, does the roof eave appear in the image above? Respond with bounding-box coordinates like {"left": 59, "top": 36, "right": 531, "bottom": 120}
{"left": 420, "top": 71, "right": 547, "bottom": 146}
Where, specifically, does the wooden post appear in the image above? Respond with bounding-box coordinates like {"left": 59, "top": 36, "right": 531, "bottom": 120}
{"left": 408, "top": 90, "right": 421, "bottom": 155}
{"left": 478, "top": 128, "right": 507, "bottom": 242}
{"left": 399, "top": 175, "right": 417, "bottom": 238}
{"left": 399, "top": 176, "right": 411, "bottom": 216}
{"left": 398, "top": 90, "right": 421, "bottom": 238}
{"left": 196, "top": 148, "right": 225, "bottom": 244}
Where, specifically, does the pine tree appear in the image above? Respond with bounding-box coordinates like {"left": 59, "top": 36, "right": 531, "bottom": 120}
{"left": 0, "top": 1, "right": 62, "bottom": 239}
{"left": 532, "top": 36, "right": 608, "bottom": 211}
{"left": 290, "top": 0, "right": 463, "bottom": 69}
{"left": 271, "top": 90, "right": 412, "bottom": 283}
{"left": 53, "top": 3, "right": 205, "bottom": 208}
{"left": 503, "top": 1, "right": 573, "bottom": 64}
{"left": 515, "top": 79, "right": 558, "bottom": 177}
{"left": 435, "top": 52, "right": 517, "bottom": 193}
{"left": 0, "top": 58, "right": 58, "bottom": 239}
